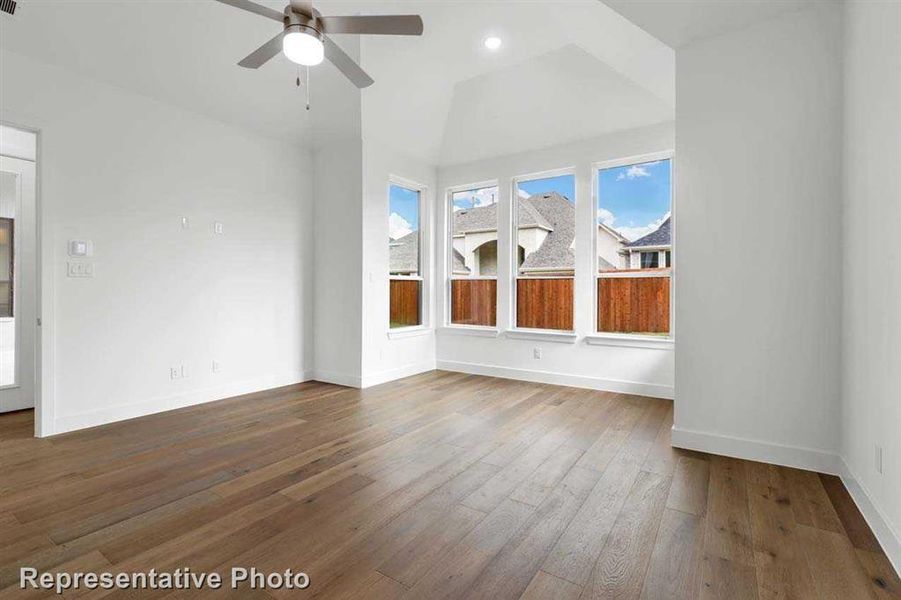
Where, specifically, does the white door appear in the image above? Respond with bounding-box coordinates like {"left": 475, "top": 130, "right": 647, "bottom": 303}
{"left": 0, "top": 156, "right": 36, "bottom": 413}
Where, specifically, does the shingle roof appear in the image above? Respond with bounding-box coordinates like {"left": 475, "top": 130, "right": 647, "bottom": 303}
{"left": 453, "top": 201, "right": 551, "bottom": 235}
{"left": 388, "top": 231, "right": 419, "bottom": 274}
{"left": 519, "top": 192, "right": 576, "bottom": 272}
{"left": 452, "top": 248, "right": 470, "bottom": 274}
{"left": 625, "top": 216, "right": 671, "bottom": 247}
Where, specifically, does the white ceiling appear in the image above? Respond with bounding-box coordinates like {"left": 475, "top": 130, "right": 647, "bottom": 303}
{"left": 0, "top": 0, "right": 363, "bottom": 147}
{"left": 601, "top": 0, "right": 819, "bottom": 49}
{"left": 0, "top": 0, "right": 676, "bottom": 166}
{"left": 359, "top": 0, "right": 675, "bottom": 165}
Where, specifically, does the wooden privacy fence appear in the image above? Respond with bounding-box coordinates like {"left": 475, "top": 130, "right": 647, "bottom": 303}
{"left": 516, "top": 277, "right": 574, "bottom": 331}
{"left": 598, "top": 274, "right": 670, "bottom": 334}
{"left": 451, "top": 279, "right": 497, "bottom": 326}
{"left": 389, "top": 278, "right": 420, "bottom": 328}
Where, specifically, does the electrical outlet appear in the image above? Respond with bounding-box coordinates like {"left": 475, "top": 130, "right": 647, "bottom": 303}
{"left": 212, "top": 360, "right": 221, "bottom": 373}
{"left": 170, "top": 367, "right": 181, "bottom": 380}
{"left": 214, "top": 222, "right": 224, "bottom": 235}
{"left": 875, "top": 444, "right": 883, "bottom": 475}
{"left": 67, "top": 261, "right": 95, "bottom": 278}
{"left": 533, "top": 347, "right": 542, "bottom": 360}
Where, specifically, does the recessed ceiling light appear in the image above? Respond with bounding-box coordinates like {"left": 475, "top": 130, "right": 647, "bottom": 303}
{"left": 484, "top": 36, "right": 502, "bottom": 51}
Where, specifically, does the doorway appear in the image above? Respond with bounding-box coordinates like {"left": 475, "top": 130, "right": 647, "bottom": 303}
{"left": 0, "top": 125, "right": 37, "bottom": 414}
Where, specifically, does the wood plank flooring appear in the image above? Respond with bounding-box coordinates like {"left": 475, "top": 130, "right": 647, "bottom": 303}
{"left": 0, "top": 371, "right": 897, "bottom": 599}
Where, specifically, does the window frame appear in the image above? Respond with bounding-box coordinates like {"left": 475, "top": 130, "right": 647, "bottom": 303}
{"left": 592, "top": 150, "right": 675, "bottom": 342}
{"left": 510, "top": 166, "right": 577, "bottom": 335}
{"left": 444, "top": 179, "right": 500, "bottom": 331}
{"left": 387, "top": 175, "right": 429, "bottom": 335}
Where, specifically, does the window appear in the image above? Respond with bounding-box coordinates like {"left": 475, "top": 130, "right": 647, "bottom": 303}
{"left": 0, "top": 218, "right": 11, "bottom": 318}
{"left": 449, "top": 184, "right": 498, "bottom": 326}
{"left": 388, "top": 183, "right": 422, "bottom": 328}
{"left": 514, "top": 172, "right": 576, "bottom": 331}
{"left": 596, "top": 156, "right": 672, "bottom": 336}
{"left": 640, "top": 251, "right": 659, "bottom": 269}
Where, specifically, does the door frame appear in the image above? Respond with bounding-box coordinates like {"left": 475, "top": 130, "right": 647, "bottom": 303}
{"left": 1, "top": 115, "right": 53, "bottom": 437}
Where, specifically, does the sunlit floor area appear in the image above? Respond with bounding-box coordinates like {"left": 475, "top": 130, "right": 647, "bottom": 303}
{"left": 1, "top": 371, "right": 896, "bottom": 599}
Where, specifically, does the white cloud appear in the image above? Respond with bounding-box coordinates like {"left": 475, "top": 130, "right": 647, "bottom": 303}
{"left": 596, "top": 208, "right": 616, "bottom": 227}
{"left": 453, "top": 187, "right": 499, "bottom": 208}
{"left": 615, "top": 212, "right": 670, "bottom": 242}
{"left": 388, "top": 212, "right": 413, "bottom": 240}
{"left": 517, "top": 188, "right": 531, "bottom": 199}
{"left": 616, "top": 164, "right": 652, "bottom": 181}
{"left": 472, "top": 187, "right": 498, "bottom": 207}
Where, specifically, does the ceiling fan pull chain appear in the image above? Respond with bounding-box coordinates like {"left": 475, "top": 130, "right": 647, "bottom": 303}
{"left": 306, "top": 65, "right": 311, "bottom": 111}
{"left": 296, "top": 64, "right": 301, "bottom": 88}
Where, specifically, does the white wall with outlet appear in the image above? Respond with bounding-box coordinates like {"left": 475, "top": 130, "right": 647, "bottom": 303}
{"left": 841, "top": 0, "right": 901, "bottom": 569}
{"left": 360, "top": 139, "right": 438, "bottom": 387}
{"left": 0, "top": 50, "right": 314, "bottom": 434}
{"left": 435, "top": 124, "right": 675, "bottom": 398}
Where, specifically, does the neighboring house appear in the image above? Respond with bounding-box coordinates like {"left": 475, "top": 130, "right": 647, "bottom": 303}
{"left": 389, "top": 194, "right": 670, "bottom": 276}
{"left": 598, "top": 222, "right": 628, "bottom": 271}
{"left": 388, "top": 231, "right": 420, "bottom": 276}
{"left": 620, "top": 216, "right": 671, "bottom": 269}
{"left": 452, "top": 191, "right": 579, "bottom": 276}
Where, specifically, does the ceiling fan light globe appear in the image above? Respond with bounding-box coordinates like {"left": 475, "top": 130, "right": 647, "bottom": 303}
{"left": 283, "top": 29, "right": 324, "bottom": 66}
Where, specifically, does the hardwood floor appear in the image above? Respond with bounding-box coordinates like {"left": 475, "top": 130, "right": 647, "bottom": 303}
{"left": 0, "top": 371, "right": 897, "bottom": 599}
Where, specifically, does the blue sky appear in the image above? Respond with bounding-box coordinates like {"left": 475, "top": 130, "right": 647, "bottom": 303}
{"left": 388, "top": 184, "right": 420, "bottom": 240}
{"left": 518, "top": 174, "right": 575, "bottom": 203}
{"left": 597, "top": 159, "right": 671, "bottom": 241}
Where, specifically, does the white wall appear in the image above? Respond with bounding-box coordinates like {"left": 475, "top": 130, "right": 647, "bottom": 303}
{"left": 436, "top": 123, "right": 675, "bottom": 398}
{"left": 842, "top": 0, "right": 901, "bottom": 570}
{"left": 312, "top": 140, "right": 364, "bottom": 387}
{"left": 672, "top": 4, "right": 843, "bottom": 470}
{"left": 361, "top": 140, "right": 437, "bottom": 387}
{"left": 0, "top": 51, "right": 314, "bottom": 434}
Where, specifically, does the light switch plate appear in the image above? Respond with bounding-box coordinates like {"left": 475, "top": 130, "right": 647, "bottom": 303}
{"left": 68, "top": 240, "right": 93, "bottom": 257}
{"left": 214, "top": 222, "right": 224, "bottom": 235}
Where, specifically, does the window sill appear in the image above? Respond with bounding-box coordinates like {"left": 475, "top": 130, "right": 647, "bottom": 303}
{"left": 505, "top": 329, "right": 578, "bottom": 344}
{"left": 584, "top": 334, "right": 674, "bottom": 350}
{"left": 437, "top": 326, "right": 500, "bottom": 338}
{"left": 387, "top": 326, "right": 433, "bottom": 340}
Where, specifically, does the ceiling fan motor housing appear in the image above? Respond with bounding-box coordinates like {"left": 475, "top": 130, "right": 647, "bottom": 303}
{"left": 284, "top": 7, "right": 322, "bottom": 39}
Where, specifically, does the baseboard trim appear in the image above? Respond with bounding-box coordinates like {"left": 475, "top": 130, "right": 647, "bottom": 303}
{"left": 839, "top": 459, "right": 901, "bottom": 577}
{"left": 435, "top": 359, "right": 674, "bottom": 399}
{"left": 361, "top": 361, "right": 437, "bottom": 388}
{"left": 312, "top": 369, "right": 362, "bottom": 388}
{"left": 51, "top": 370, "right": 313, "bottom": 435}
{"left": 670, "top": 426, "right": 840, "bottom": 474}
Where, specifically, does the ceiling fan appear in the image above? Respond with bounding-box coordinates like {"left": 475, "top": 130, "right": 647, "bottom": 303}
{"left": 215, "top": 0, "right": 423, "bottom": 88}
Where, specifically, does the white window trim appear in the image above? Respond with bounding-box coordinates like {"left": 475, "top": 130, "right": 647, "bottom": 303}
{"left": 444, "top": 180, "right": 500, "bottom": 329}
{"left": 584, "top": 333, "right": 674, "bottom": 350}
{"left": 437, "top": 325, "right": 499, "bottom": 338}
{"left": 387, "top": 325, "right": 433, "bottom": 340}
{"left": 505, "top": 328, "right": 578, "bottom": 344}
{"left": 511, "top": 166, "right": 577, "bottom": 334}
{"left": 388, "top": 175, "right": 430, "bottom": 335}
{"left": 592, "top": 150, "right": 675, "bottom": 340}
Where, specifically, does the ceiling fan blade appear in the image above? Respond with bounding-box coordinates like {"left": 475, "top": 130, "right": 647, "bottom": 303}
{"left": 238, "top": 31, "right": 285, "bottom": 69}
{"left": 289, "top": 0, "right": 313, "bottom": 17}
{"left": 319, "top": 15, "right": 423, "bottom": 36}
{"left": 214, "top": 0, "right": 284, "bottom": 23}
{"left": 323, "top": 36, "right": 374, "bottom": 89}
